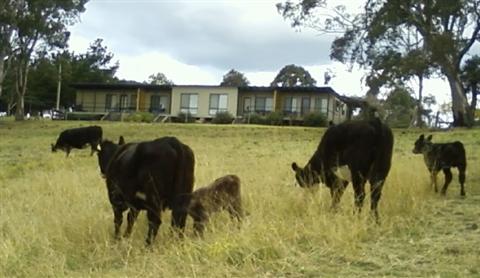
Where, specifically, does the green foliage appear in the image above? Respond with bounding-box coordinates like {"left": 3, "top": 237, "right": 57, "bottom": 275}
{"left": 2, "top": 39, "right": 118, "bottom": 112}
{"left": 124, "top": 112, "right": 154, "bottom": 123}
{"left": 264, "top": 111, "right": 284, "bottom": 125}
{"left": 212, "top": 111, "right": 234, "bottom": 124}
{"left": 271, "top": 64, "right": 317, "bottom": 87}
{"left": 176, "top": 111, "right": 195, "bottom": 123}
{"left": 278, "top": 0, "right": 480, "bottom": 126}
{"left": 147, "top": 72, "right": 174, "bottom": 85}
{"left": 303, "top": 112, "right": 327, "bottom": 127}
{"left": 384, "top": 87, "right": 416, "bottom": 128}
{"left": 4, "top": 0, "right": 90, "bottom": 120}
{"left": 246, "top": 113, "right": 265, "bottom": 125}
{"left": 220, "top": 69, "right": 250, "bottom": 87}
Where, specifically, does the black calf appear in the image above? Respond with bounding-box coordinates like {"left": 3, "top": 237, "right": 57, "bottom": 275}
{"left": 412, "top": 134, "right": 467, "bottom": 196}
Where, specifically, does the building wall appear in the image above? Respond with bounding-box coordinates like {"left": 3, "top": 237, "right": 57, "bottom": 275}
{"left": 171, "top": 86, "right": 238, "bottom": 118}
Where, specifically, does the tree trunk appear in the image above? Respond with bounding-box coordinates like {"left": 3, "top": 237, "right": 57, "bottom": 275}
{"left": 14, "top": 60, "right": 29, "bottom": 121}
{"left": 416, "top": 75, "right": 424, "bottom": 127}
{"left": 470, "top": 83, "right": 478, "bottom": 121}
{"left": 446, "top": 73, "right": 473, "bottom": 127}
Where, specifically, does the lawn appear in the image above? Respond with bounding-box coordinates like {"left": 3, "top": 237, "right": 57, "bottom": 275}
{"left": 0, "top": 119, "right": 479, "bottom": 277}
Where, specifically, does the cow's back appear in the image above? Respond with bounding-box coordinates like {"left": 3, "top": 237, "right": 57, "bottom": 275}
{"left": 314, "top": 118, "right": 393, "bottom": 178}
{"left": 106, "top": 136, "right": 194, "bottom": 210}
{"left": 435, "top": 141, "right": 466, "bottom": 168}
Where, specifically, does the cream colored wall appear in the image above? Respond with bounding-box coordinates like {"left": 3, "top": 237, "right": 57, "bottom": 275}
{"left": 171, "top": 86, "right": 238, "bottom": 118}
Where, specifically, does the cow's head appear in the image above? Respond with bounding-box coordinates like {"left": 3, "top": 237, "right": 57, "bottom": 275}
{"left": 51, "top": 143, "right": 57, "bottom": 152}
{"left": 97, "top": 136, "right": 125, "bottom": 178}
{"left": 413, "top": 134, "right": 432, "bottom": 154}
{"left": 291, "top": 162, "right": 320, "bottom": 188}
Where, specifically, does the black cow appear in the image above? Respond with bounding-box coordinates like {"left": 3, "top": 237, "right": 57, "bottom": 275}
{"left": 188, "top": 174, "right": 243, "bottom": 235}
{"left": 51, "top": 126, "right": 103, "bottom": 157}
{"left": 412, "top": 134, "right": 467, "bottom": 196}
{"left": 97, "top": 136, "right": 195, "bottom": 245}
{"left": 291, "top": 118, "right": 394, "bottom": 221}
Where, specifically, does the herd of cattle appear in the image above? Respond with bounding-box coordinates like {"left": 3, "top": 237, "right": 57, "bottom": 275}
{"left": 51, "top": 118, "right": 467, "bottom": 244}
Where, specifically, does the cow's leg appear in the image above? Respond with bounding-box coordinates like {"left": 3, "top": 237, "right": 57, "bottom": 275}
{"left": 440, "top": 168, "right": 452, "bottom": 195}
{"left": 190, "top": 208, "right": 208, "bottom": 236}
{"left": 146, "top": 209, "right": 161, "bottom": 245}
{"left": 90, "top": 144, "right": 96, "bottom": 156}
{"left": 227, "top": 198, "right": 244, "bottom": 222}
{"left": 171, "top": 207, "right": 188, "bottom": 235}
{"left": 113, "top": 207, "right": 123, "bottom": 239}
{"left": 458, "top": 165, "right": 466, "bottom": 196}
{"left": 430, "top": 170, "right": 439, "bottom": 192}
{"left": 352, "top": 173, "right": 366, "bottom": 213}
{"left": 328, "top": 175, "right": 347, "bottom": 211}
{"left": 123, "top": 208, "right": 139, "bottom": 238}
{"left": 65, "top": 147, "right": 71, "bottom": 158}
{"left": 369, "top": 177, "right": 385, "bottom": 224}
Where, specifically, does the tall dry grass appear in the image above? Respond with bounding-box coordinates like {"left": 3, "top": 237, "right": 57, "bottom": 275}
{"left": 0, "top": 120, "right": 479, "bottom": 277}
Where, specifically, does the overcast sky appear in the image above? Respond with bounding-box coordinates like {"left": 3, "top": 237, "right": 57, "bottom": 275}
{"left": 68, "top": 0, "right": 463, "bottom": 104}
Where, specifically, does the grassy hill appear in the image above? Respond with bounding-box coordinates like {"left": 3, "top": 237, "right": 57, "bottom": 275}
{"left": 1, "top": 120, "right": 479, "bottom": 277}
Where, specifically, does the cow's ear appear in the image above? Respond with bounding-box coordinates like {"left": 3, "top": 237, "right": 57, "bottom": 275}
{"left": 96, "top": 144, "right": 102, "bottom": 151}
{"left": 426, "top": 135, "right": 433, "bottom": 141}
{"left": 118, "top": 136, "right": 125, "bottom": 145}
{"left": 291, "top": 162, "right": 300, "bottom": 172}
{"left": 419, "top": 134, "right": 424, "bottom": 140}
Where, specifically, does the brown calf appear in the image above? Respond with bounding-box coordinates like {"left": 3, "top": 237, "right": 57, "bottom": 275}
{"left": 188, "top": 175, "right": 243, "bottom": 235}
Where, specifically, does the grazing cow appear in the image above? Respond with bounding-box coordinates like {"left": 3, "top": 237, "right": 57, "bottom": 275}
{"left": 291, "top": 118, "right": 394, "bottom": 221}
{"left": 188, "top": 175, "right": 243, "bottom": 235}
{"left": 97, "top": 136, "right": 195, "bottom": 245}
{"left": 51, "top": 125, "right": 103, "bottom": 157}
{"left": 412, "top": 134, "right": 467, "bottom": 196}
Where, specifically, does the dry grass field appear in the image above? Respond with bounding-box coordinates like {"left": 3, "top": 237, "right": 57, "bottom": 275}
{"left": 0, "top": 119, "right": 479, "bottom": 277}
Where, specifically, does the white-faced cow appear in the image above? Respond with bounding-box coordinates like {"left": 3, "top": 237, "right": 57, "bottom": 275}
{"left": 97, "top": 136, "right": 195, "bottom": 245}
{"left": 291, "top": 118, "right": 394, "bottom": 221}
{"left": 412, "top": 134, "right": 467, "bottom": 196}
{"left": 51, "top": 125, "right": 102, "bottom": 157}
{"left": 188, "top": 174, "right": 243, "bottom": 235}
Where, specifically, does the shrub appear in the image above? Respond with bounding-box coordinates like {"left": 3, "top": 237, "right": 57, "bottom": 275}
{"left": 303, "top": 112, "right": 327, "bottom": 127}
{"left": 124, "top": 112, "right": 154, "bottom": 123}
{"left": 246, "top": 113, "right": 265, "bottom": 125}
{"left": 212, "top": 111, "right": 234, "bottom": 124}
{"left": 265, "top": 111, "right": 284, "bottom": 126}
{"left": 176, "top": 112, "right": 196, "bottom": 123}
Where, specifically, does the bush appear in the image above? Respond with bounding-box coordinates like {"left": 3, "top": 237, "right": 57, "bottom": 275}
{"left": 265, "top": 111, "right": 284, "bottom": 126}
{"left": 303, "top": 112, "right": 327, "bottom": 127}
{"left": 176, "top": 112, "right": 196, "bottom": 123}
{"left": 245, "top": 113, "right": 265, "bottom": 125}
{"left": 212, "top": 111, "right": 234, "bottom": 124}
{"left": 124, "top": 112, "right": 154, "bottom": 123}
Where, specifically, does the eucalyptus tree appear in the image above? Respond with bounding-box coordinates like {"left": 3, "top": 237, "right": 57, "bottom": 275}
{"left": 220, "top": 69, "right": 250, "bottom": 87}
{"left": 6, "top": 0, "right": 88, "bottom": 120}
{"left": 271, "top": 64, "right": 317, "bottom": 87}
{"left": 278, "top": 0, "right": 480, "bottom": 127}
{"left": 461, "top": 55, "right": 480, "bottom": 121}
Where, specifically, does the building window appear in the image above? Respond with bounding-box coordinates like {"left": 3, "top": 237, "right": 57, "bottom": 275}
{"left": 255, "top": 97, "right": 273, "bottom": 113}
{"left": 314, "top": 97, "right": 328, "bottom": 114}
{"left": 105, "top": 94, "right": 118, "bottom": 112}
{"left": 209, "top": 94, "right": 228, "bottom": 115}
{"left": 120, "top": 94, "right": 129, "bottom": 111}
{"left": 301, "top": 97, "right": 310, "bottom": 115}
{"left": 243, "top": 97, "right": 251, "bottom": 113}
{"left": 151, "top": 95, "right": 168, "bottom": 113}
{"left": 180, "top": 93, "right": 198, "bottom": 115}
{"left": 283, "top": 96, "right": 298, "bottom": 114}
